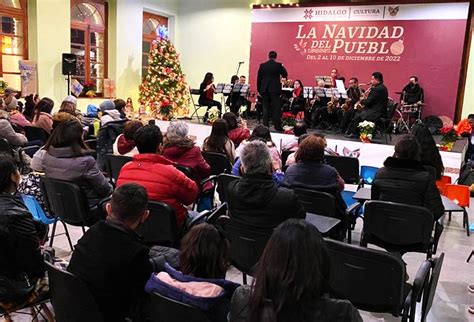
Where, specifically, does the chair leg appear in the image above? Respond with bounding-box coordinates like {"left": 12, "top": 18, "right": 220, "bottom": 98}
{"left": 464, "top": 209, "right": 470, "bottom": 237}
{"left": 48, "top": 221, "right": 57, "bottom": 247}
{"left": 448, "top": 211, "right": 452, "bottom": 221}
{"left": 467, "top": 250, "right": 474, "bottom": 263}
{"left": 61, "top": 221, "right": 74, "bottom": 251}
{"left": 347, "top": 228, "right": 352, "bottom": 244}
{"left": 81, "top": 226, "right": 86, "bottom": 234}
{"left": 242, "top": 273, "right": 247, "bottom": 285}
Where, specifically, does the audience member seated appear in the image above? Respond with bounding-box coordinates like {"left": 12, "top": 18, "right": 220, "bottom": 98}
{"left": 285, "top": 133, "right": 309, "bottom": 166}
{"left": 99, "top": 100, "right": 123, "bottom": 126}
{"left": 0, "top": 157, "right": 49, "bottom": 314}
{"left": 40, "top": 120, "right": 112, "bottom": 223}
{"left": 411, "top": 123, "right": 444, "bottom": 180}
{"left": 117, "top": 125, "right": 198, "bottom": 228}
{"left": 222, "top": 112, "right": 250, "bottom": 147}
{"left": 67, "top": 184, "right": 153, "bottom": 322}
{"left": 163, "top": 121, "right": 211, "bottom": 183}
{"left": 372, "top": 134, "right": 444, "bottom": 220}
{"left": 22, "top": 94, "right": 39, "bottom": 121}
{"left": 227, "top": 141, "right": 305, "bottom": 231}
{"left": 284, "top": 135, "right": 345, "bottom": 191}
{"left": 31, "top": 97, "right": 55, "bottom": 134}
{"left": 203, "top": 118, "right": 236, "bottom": 163}
{"left": 114, "top": 98, "right": 128, "bottom": 119}
{"left": 229, "top": 219, "right": 362, "bottom": 322}
{"left": 112, "top": 120, "right": 143, "bottom": 157}
{"left": 281, "top": 122, "right": 308, "bottom": 152}
{"left": 235, "top": 125, "right": 281, "bottom": 171}
{"left": 6, "top": 97, "right": 31, "bottom": 129}
{"left": 145, "top": 223, "right": 239, "bottom": 322}
{"left": 0, "top": 110, "right": 28, "bottom": 147}
{"left": 52, "top": 97, "right": 81, "bottom": 129}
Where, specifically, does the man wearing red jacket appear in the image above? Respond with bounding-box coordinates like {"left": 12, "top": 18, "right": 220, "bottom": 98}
{"left": 117, "top": 125, "right": 198, "bottom": 228}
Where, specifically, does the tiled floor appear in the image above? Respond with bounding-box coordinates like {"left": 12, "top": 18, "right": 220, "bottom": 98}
{"left": 4, "top": 199, "right": 474, "bottom": 321}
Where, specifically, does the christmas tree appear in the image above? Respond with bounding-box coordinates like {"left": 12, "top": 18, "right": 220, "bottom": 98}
{"left": 139, "top": 26, "right": 190, "bottom": 119}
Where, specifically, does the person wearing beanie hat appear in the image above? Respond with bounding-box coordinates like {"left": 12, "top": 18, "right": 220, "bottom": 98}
{"left": 64, "top": 95, "right": 78, "bottom": 106}
{"left": 100, "top": 100, "right": 123, "bottom": 126}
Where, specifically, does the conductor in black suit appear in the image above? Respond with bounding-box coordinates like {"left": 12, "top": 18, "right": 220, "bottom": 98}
{"left": 257, "top": 51, "right": 288, "bottom": 131}
{"left": 345, "top": 72, "right": 389, "bottom": 137}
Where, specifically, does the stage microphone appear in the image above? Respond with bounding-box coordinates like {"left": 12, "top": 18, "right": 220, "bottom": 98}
{"left": 238, "top": 61, "right": 244, "bottom": 64}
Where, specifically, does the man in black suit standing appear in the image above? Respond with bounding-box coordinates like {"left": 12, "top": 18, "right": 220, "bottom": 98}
{"left": 345, "top": 72, "right": 388, "bottom": 137}
{"left": 257, "top": 51, "right": 288, "bottom": 131}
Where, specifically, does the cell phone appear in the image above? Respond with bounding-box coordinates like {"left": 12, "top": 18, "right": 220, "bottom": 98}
{"left": 148, "top": 119, "right": 156, "bottom": 126}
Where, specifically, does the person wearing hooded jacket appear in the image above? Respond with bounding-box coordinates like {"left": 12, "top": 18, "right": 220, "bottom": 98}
{"left": 99, "top": 100, "right": 124, "bottom": 126}
{"left": 226, "top": 140, "right": 305, "bottom": 232}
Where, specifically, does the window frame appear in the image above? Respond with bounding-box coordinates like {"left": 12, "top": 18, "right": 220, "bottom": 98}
{"left": 70, "top": 0, "right": 108, "bottom": 96}
{"left": 0, "top": 0, "right": 28, "bottom": 91}
{"left": 142, "top": 11, "right": 168, "bottom": 79}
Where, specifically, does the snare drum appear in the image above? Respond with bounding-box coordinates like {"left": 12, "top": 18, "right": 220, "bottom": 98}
{"left": 400, "top": 104, "right": 419, "bottom": 113}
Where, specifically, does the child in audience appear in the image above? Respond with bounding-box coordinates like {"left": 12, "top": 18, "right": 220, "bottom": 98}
{"left": 99, "top": 100, "right": 124, "bottom": 126}
{"left": 281, "top": 121, "right": 308, "bottom": 152}
{"left": 229, "top": 219, "right": 362, "bottom": 322}
{"left": 31, "top": 98, "right": 55, "bottom": 134}
{"left": 113, "top": 120, "right": 143, "bottom": 157}
{"left": 203, "top": 118, "right": 236, "bottom": 163}
{"left": 222, "top": 112, "right": 250, "bottom": 147}
{"left": 146, "top": 223, "right": 239, "bottom": 322}
{"left": 68, "top": 183, "right": 153, "bottom": 322}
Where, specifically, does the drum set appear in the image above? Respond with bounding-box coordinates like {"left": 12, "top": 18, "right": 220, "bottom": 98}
{"left": 391, "top": 92, "right": 425, "bottom": 133}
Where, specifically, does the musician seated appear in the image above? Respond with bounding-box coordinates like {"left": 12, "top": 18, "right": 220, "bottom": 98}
{"left": 401, "top": 76, "right": 424, "bottom": 106}
{"left": 225, "top": 75, "right": 241, "bottom": 115}
{"left": 199, "top": 72, "right": 222, "bottom": 122}
{"left": 238, "top": 76, "right": 251, "bottom": 117}
{"left": 338, "top": 77, "right": 364, "bottom": 134}
{"left": 282, "top": 80, "right": 306, "bottom": 115}
{"left": 310, "top": 80, "right": 330, "bottom": 128}
{"left": 345, "top": 72, "right": 388, "bottom": 138}
{"left": 319, "top": 77, "right": 346, "bottom": 131}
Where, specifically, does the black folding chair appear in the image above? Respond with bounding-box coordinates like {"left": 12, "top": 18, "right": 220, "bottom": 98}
{"left": 202, "top": 151, "right": 232, "bottom": 175}
{"left": 175, "top": 164, "right": 195, "bottom": 180}
{"left": 216, "top": 173, "right": 240, "bottom": 203}
{"left": 105, "top": 154, "right": 132, "bottom": 184}
{"left": 40, "top": 177, "right": 101, "bottom": 251}
{"left": 189, "top": 89, "right": 205, "bottom": 123}
{"left": 421, "top": 253, "right": 445, "bottom": 322}
{"left": 136, "top": 201, "right": 178, "bottom": 247}
{"left": 325, "top": 239, "right": 432, "bottom": 322}
{"left": 96, "top": 120, "right": 127, "bottom": 170}
{"left": 216, "top": 215, "right": 271, "bottom": 285}
{"left": 325, "top": 155, "right": 361, "bottom": 185}
{"left": 149, "top": 292, "right": 210, "bottom": 322}
{"left": 376, "top": 101, "right": 398, "bottom": 144}
{"left": 45, "top": 261, "right": 103, "bottom": 322}
{"left": 24, "top": 126, "right": 49, "bottom": 144}
{"left": 361, "top": 200, "right": 435, "bottom": 258}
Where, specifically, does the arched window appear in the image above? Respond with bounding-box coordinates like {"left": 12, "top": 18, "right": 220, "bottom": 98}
{"left": 142, "top": 12, "right": 168, "bottom": 78}
{"left": 71, "top": 0, "right": 107, "bottom": 96}
{"left": 0, "top": 0, "right": 27, "bottom": 91}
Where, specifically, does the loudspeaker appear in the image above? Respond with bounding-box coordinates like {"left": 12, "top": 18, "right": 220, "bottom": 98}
{"left": 62, "top": 53, "right": 77, "bottom": 75}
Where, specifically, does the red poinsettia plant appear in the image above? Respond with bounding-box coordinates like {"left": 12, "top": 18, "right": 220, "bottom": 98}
{"left": 281, "top": 112, "right": 296, "bottom": 128}
{"left": 440, "top": 126, "right": 458, "bottom": 144}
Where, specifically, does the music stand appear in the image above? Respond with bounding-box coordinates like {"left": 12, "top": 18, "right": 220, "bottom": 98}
{"left": 303, "top": 86, "right": 314, "bottom": 99}
{"left": 215, "top": 83, "right": 225, "bottom": 94}
{"left": 315, "top": 76, "right": 333, "bottom": 87}
{"left": 240, "top": 84, "right": 249, "bottom": 97}
{"left": 314, "top": 87, "right": 326, "bottom": 98}
{"left": 232, "top": 83, "right": 243, "bottom": 93}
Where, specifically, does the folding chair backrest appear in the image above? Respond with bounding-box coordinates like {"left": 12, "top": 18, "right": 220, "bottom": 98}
{"left": 325, "top": 239, "right": 406, "bottom": 315}
{"left": 421, "top": 253, "right": 445, "bottom": 322}
{"left": 325, "top": 155, "right": 360, "bottom": 184}
{"left": 293, "top": 188, "right": 337, "bottom": 218}
{"left": 443, "top": 184, "right": 470, "bottom": 207}
{"left": 385, "top": 101, "right": 398, "bottom": 120}
{"left": 24, "top": 126, "right": 49, "bottom": 144}
{"left": 45, "top": 261, "right": 103, "bottom": 322}
{"left": 149, "top": 292, "right": 210, "bottom": 322}
{"left": 202, "top": 151, "right": 231, "bottom": 175}
{"left": 216, "top": 216, "right": 271, "bottom": 275}
{"left": 206, "top": 202, "right": 228, "bottom": 225}
{"left": 175, "top": 164, "right": 195, "bottom": 181}
{"left": 40, "top": 177, "right": 91, "bottom": 226}
{"left": 364, "top": 200, "right": 433, "bottom": 247}
{"left": 106, "top": 154, "right": 132, "bottom": 183}
{"left": 360, "top": 166, "right": 379, "bottom": 184}
{"left": 216, "top": 173, "right": 240, "bottom": 203}
{"left": 136, "top": 201, "right": 178, "bottom": 246}
{"left": 0, "top": 138, "right": 13, "bottom": 158}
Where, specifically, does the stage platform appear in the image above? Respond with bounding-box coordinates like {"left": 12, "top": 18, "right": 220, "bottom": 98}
{"left": 157, "top": 119, "right": 467, "bottom": 182}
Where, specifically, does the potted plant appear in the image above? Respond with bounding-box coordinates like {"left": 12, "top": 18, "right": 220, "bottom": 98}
{"left": 158, "top": 99, "right": 173, "bottom": 121}
{"left": 0, "top": 79, "right": 8, "bottom": 95}
{"left": 358, "top": 121, "right": 375, "bottom": 143}
{"left": 82, "top": 82, "right": 97, "bottom": 98}
{"left": 439, "top": 126, "right": 458, "bottom": 151}
{"left": 207, "top": 107, "right": 220, "bottom": 124}
{"left": 282, "top": 112, "right": 296, "bottom": 133}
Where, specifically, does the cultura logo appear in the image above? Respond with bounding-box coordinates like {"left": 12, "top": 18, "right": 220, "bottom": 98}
{"left": 388, "top": 6, "right": 400, "bottom": 17}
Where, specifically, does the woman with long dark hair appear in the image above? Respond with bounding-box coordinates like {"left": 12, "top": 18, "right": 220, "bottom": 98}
{"left": 146, "top": 223, "right": 239, "bottom": 322}
{"left": 289, "top": 79, "right": 306, "bottom": 115}
{"left": 199, "top": 72, "right": 222, "bottom": 122}
{"left": 230, "top": 219, "right": 362, "bottom": 322}
{"left": 203, "top": 118, "right": 235, "bottom": 163}
{"left": 410, "top": 123, "right": 444, "bottom": 180}
{"left": 31, "top": 97, "right": 54, "bottom": 134}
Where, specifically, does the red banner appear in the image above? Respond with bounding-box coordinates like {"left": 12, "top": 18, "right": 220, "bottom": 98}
{"left": 249, "top": 3, "right": 469, "bottom": 119}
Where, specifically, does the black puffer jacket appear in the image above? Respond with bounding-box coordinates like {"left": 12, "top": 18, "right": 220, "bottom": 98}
{"left": 226, "top": 173, "right": 306, "bottom": 231}
{"left": 0, "top": 193, "right": 45, "bottom": 279}
{"left": 371, "top": 157, "right": 444, "bottom": 220}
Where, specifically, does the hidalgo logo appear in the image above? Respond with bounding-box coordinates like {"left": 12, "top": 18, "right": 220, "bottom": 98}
{"left": 388, "top": 6, "right": 400, "bottom": 16}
